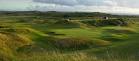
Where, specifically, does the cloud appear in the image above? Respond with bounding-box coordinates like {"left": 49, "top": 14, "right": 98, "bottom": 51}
{"left": 114, "top": 0, "right": 139, "bottom": 8}
{"left": 33, "top": 0, "right": 78, "bottom": 6}
{"left": 33, "top": 0, "right": 139, "bottom": 8}
{"left": 32, "top": 4, "right": 139, "bottom": 15}
{"left": 31, "top": 0, "right": 139, "bottom": 15}
{"left": 33, "top": 0, "right": 117, "bottom": 6}
{"left": 0, "top": 0, "right": 139, "bottom": 15}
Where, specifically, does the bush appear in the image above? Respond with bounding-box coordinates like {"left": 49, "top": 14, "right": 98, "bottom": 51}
{"left": 81, "top": 18, "right": 133, "bottom": 26}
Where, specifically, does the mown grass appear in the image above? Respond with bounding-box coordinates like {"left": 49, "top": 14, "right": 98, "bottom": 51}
{"left": 0, "top": 16, "right": 139, "bottom": 61}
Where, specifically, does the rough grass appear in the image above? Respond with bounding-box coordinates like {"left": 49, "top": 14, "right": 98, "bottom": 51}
{"left": 0, "top": 33, "right": 32, "bottom": 61}
{"left": 53, "top": 38, "right": 93, "bottom": 50}
{"left": 14, "top": 51, "right": 138, "bottom": 61}
{"left": 0, "top": 16, "right": 139, "bottom": 61}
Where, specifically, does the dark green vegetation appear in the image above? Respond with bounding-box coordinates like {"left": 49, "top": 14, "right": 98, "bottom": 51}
{"left": 0, "top": 11, "right": 139, "bottom": 61}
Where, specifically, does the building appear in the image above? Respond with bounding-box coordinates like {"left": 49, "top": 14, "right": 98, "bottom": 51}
{"left": 103, "top": 16, "right": 109, "bottom": 20}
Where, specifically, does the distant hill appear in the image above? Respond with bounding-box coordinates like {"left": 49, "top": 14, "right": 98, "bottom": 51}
{"left": 0, "top": 11, "right": 138, "bottom": 18}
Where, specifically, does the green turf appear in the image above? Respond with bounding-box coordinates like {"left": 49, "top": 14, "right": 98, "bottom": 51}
{"left": 0, "top": 16, "right": 139, "bottom": 61}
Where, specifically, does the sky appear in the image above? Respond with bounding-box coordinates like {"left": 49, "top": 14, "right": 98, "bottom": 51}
{"left": 0, "top": 0, "right": 139, "bottom": 15}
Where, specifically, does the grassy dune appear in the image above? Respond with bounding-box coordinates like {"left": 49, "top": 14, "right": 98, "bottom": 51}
{"left": 0, "top": 16, "right": 139, "bottom": 61}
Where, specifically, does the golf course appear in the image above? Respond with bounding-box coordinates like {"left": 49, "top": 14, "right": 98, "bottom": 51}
{"left": 0, "top": 11, "right": 139, "bottom": 61}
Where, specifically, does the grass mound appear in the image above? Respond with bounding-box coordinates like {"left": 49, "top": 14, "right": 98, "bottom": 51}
{"left": 53, "top": 19, "right": 80, "bottom": 28}
{"left": 52, "top": 38, "right": 111, "bottom": 50}
{"left": 55, "top": 19, "right": 72, "bottom": 24}
{"left": 92, "top": 39, "right": 111, "bottom": 47}
{"left": 81, "top": 19, "right": 133, "bottom": 26}
{"left": 0, "top": 15, "right": 139, "bottom": 61}
{"left": 104, "top": 28, "right": 137, "bottom": 34}
{"left": 17, "top": 44, "right": 44, "bottom": 53}
{"left": 53, "top": 38, "right": 93, "bottom": 50}
{"left": 101, "top": 34, "right": 129, "bottom": 42}
{"left": 0, "top": 32, "right": 32, "bottom": 61}
{"left": 100, "top": 27, "right": 136, "bottom": 42}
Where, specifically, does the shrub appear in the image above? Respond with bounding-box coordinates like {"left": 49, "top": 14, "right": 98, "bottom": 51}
{"left": 81, "top": 18, "right": 133, "bottom": 26}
